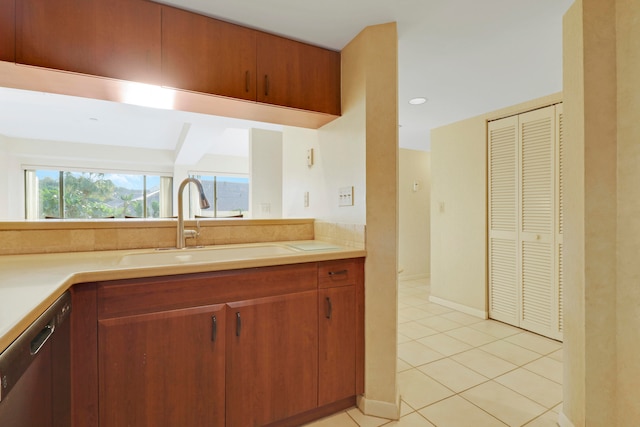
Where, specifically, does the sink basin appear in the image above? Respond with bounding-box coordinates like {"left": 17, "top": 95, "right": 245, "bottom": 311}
{"left": 118, "top": 244, "right": 298, "bottom": 266}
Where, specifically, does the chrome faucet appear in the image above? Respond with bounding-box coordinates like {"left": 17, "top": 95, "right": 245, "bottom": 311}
{"left": 177, "top": 178, "right": 211, "bottom": 249}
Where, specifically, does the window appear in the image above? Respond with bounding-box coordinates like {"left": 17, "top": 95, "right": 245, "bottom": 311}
{"left": 189, "top": 174, "right": 249, "bottom": 218}
{"left": 24, "top": 170, "right": 173, "bottom": 219}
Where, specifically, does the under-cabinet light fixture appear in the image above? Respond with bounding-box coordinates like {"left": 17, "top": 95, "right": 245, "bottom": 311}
{"left": 121, "top": 82, "right": 176, "bottom": 110}
{"left": 409, "top": 97, "right": 427, "bottom": 105}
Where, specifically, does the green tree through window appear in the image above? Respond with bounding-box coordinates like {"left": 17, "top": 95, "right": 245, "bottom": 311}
{"left": 25, "top": 170, "right": 172, "bottom": 219}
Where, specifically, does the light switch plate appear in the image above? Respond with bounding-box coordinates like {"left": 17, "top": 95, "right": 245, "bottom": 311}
{"left": 306, "top": 149, "right": 314, "bottom": 167}
{"left": 339, "top": 186, "right": 354, "bottom": 207}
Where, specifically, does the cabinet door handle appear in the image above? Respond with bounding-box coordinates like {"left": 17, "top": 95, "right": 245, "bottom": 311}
{"left": 245, "top": 71, "right": 250, "bottom": 93}
{"left": 235, "top": 312, "right": 242, "bottom": 337}
{"left": 328, "top": 269, "right": 348, "bottom": 276}
{"left": 211, "top": 315, "right": 217, "bottom": 342}
{"left": 325, "top": 297, "right": 332, "bottom": 319}
{"left": 264, "top": 75, "right": 269, "bottom": 96}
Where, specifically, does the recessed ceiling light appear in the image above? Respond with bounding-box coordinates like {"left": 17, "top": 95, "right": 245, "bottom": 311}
{"left": 409, "top": 97, "right": 427, "bottom": 105}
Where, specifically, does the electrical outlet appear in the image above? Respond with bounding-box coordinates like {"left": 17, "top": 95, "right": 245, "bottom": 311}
{"left": 339, "top": 186, "right": 354, "bottom": 207}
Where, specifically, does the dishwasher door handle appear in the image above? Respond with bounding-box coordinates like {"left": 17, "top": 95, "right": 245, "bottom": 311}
{"left": 30, "top": 322, "right": 55, "bottom": 355}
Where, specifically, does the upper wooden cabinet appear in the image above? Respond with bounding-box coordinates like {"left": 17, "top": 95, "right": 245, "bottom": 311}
{"left": 257, "top": 32, "right": 341, "bottom": 116}
{"left": 15, "top": 0, "right": 162, "bottom": 85}
{"left": 161, "top": 6, "right": 256, "bottom": 101}
{"left": 10, "top": 0, "right": 340, "bottom": 121}
{"left": 0, "top": 0, "right": 15, "bottom": 62}
{"left": 162, "top": 8, "right": 341, "bottom": 116}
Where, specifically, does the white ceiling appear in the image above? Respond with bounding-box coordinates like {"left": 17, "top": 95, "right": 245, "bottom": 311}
{"left": 0, "top": 0, "right": 574, "bottom": 158}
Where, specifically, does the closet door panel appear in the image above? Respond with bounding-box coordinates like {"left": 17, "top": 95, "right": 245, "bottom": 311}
{"left": 488, "top": 116, "right": 519, "bottom": 325}
{"left": 556, "top": 104, "right": 565, "bottom": 338}
{"left": 518, "top": 106, "right": 559, "bottom": 339}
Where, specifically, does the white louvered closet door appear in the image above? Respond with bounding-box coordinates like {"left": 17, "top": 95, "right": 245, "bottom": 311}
{"left": 488, "top": 116, "right": 519, "bottom": 326}
{"left": 518, "top": 106, "right": 560, "bottom": 340}
{"left": 488, "top": 104, "right": 563, "bottom": 341}
{"left": 555, "top": 104, "right": 564, "bottom": 337}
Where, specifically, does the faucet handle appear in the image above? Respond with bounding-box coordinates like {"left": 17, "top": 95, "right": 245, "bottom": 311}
{"left": 184, "top": 229, "right": 197, "bottom": 240}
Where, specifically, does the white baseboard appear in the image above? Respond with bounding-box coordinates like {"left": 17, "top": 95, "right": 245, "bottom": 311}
{"left": 428, "top": 296, "right": 488, "bottom": 319}
{"left": 398, "top": 273, "right": 430, "bottom": 281}
{"left": 356, "top": 393, "right": 400, "bottom": 420}
{"left": 557, "top": 410, "right": 575, "bottom": 427}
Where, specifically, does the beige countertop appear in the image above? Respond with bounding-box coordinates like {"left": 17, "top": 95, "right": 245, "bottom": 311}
{"left": 0, "top": 241, "right": 366, "bottom": 354}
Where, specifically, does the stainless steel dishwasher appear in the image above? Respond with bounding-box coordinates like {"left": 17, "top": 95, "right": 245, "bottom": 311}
{"left": 0, "top": 292, "right": 71, "bottom": 427}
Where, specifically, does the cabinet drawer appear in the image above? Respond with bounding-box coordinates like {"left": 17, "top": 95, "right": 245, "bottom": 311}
{"left": 318, "top": 259, "right": 364, "bottom": 289}
{"left": 97, "top": 263, "right": 317, "bottom": 319}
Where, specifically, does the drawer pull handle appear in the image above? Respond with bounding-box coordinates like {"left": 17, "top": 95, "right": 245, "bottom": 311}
{"left": 211, "top": 315, "right": 217, "bottom": 342}
{"left": 245, "top": 71, "right": 250, "bottom": 93}
{"left": 264, "top": 75, "right": 270, "bottom": 96}
{"left": 328, "top": 270, "right": 348, "bottom": 276}
{"left": 236, "top": 312, "right": 242, "bottom": 337}
{"left": 326, "top": 297, "right": 332, "bottom": 319}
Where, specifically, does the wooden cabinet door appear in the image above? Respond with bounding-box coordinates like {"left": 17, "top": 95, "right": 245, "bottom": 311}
{"left": 162, "top": 6, "right": 256, "bottom": 101}
{"left": 0, "top": 0, "right": 15, "bottom": 62}
{"left": 318, "top": 286, "right": 356, "bottom": 406}
{"left": 256, "top": 32, "right": 341, "bottom": 115}
{"left": 226, "top": 291, "right": 318, "bottom": 427}
{"left": 15, "top": 0, "right": 162, "bottom": 84}
{"left": 98, "top": 304, "right": 226, "bottom": 427}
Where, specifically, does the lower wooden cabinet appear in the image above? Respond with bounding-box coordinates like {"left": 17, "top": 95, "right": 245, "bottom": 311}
{"left": 226, "top": 291, "right": 318, "bottom": 427}
{"left": 318, "top": 286, "right": 356, "bottom": 406}
{"left": 71, "top": 259, "right": 364, "bottom": 427}
{"left": 98, "top": 304, "right": 226, "bottom": 427}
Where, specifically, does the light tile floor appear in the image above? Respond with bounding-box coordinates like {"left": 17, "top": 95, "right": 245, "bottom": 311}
{"left": 304, "top": 277, "right": 563, "bottom": 427}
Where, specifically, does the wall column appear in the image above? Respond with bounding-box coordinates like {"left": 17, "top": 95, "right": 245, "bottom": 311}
{"left": 562, "top": 0, "right": 640, "bottom": 424}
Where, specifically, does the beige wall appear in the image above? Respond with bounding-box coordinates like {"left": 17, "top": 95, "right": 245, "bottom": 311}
{"left": 430, "top": 94, "right": 562, "bottom": 317}
{"left": 615, "top": 0, "right": 640, "bottom": 422}
{"left": 360, "top": 23, "right": 399, "bottom": 417}
{"left": 430, "top": 116, "right": 487, "bottom": 315}
{"left": 562, "top": 0, "right": 640, "bottom": 425}
{"left": 398, "top": 149, "right": 430, "bottom": 279}
{"left": 249, "top": 128, "right": 282, "bottom": 219}
{"left": 281, "top": 122, "right": 366, "bottom": 223}
{"left": 0, "top": 135, "right": 8, "bottom": 219}
{"left": 562, "top": 5, "right": 586, "bottom": 425}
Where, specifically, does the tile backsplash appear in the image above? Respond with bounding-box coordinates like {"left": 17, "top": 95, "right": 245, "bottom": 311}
{"left": 314, "top": 221, "right": 366, "bottom": 249}
{"left": 0, "top": 219, "right": 314, "bottom": 255}
{"left": 0, "top": 219, "right": 369, "bottom": 256}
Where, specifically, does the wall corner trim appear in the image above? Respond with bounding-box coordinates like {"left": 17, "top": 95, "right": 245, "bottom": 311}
{"left": 356, "top": 393, "right": 400, "bottom": 420}
{"left": 428, "top": 296, "right": 488, "bottom": 319}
